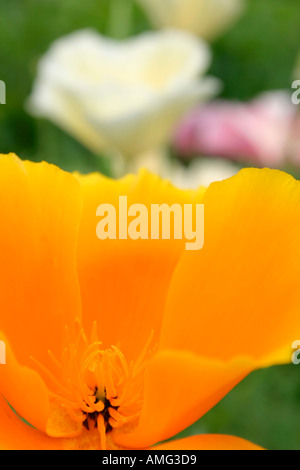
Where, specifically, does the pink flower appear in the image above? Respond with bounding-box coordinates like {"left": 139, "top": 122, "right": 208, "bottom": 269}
{"left": 174, "top": 91, "right": 298, "bottom": 168}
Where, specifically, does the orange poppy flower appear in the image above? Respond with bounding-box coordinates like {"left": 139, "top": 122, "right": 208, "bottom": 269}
{"left": 1, "top": 153, "right": 299, "bottom": 450}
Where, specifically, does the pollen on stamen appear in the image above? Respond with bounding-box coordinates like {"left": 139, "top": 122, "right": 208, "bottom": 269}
{"left": 31, "top": 319, "right": 155, "bottom": 450}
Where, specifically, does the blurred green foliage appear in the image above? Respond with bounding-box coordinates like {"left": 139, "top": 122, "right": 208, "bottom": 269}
{"left": 0, "top": 0, "right": 300, "bottom": 450}
{"left": 211, "top": 0, "right": 300, "bottom": 100}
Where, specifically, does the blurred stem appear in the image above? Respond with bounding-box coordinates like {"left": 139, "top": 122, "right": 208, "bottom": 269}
{"left": 108, "top": 0, "right": 134, "bottom": 39}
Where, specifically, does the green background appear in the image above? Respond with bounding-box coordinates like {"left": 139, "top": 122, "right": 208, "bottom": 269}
{"left": 0, "top": 0, "right": 300, "bottom": 450}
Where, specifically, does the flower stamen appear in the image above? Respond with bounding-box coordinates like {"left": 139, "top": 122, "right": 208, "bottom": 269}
{"left": 33, "top": 319, "right": 155, "bottom": 449}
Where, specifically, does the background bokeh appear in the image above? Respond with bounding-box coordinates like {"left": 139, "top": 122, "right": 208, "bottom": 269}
{"left": 0, "top": 0, "right": 300, "bottom": 450}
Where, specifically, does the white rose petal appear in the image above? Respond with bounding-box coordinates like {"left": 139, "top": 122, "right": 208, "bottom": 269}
{"left": 132, "top": 150, "right": 239, "bottom": 189}
{"left": 169, "top": 157, "right": 239, "bottom": 189}
{"left": 27, "top": 29, "right": 219, "bottom": 157}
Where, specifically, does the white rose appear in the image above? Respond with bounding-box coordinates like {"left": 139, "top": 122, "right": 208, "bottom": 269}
{"left": 27, "top": 29, "right": 219, "bottom": 158}
{"left": 138, "top": 0, "right": 245, "bottom": 41}
{"left": 131, "top": 149, "right": 238, "bottom": 189}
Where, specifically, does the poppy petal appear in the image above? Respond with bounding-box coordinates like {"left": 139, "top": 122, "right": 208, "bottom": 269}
{"left": 0, "top": 154, "right": 82, "bottom": 371}
{"left": 76, "top": 170, "right": 205, "bottom": 360}
{"left": 0, "top": 331, "right": 50, "bottom": 432}
{"left": 160, "top": 168, "right": 300, "bottom": 364}
{"left": 114, "top": 349, "right": 254, "bottom": 448}
{"left": 116, "top": 168, "right": 300, "bottom": 449}
{"left": 0, "top": 395, "right": 65, "bottom": 450}
{"left": 0, "top": 154, "right": 83, "bottom": 432}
